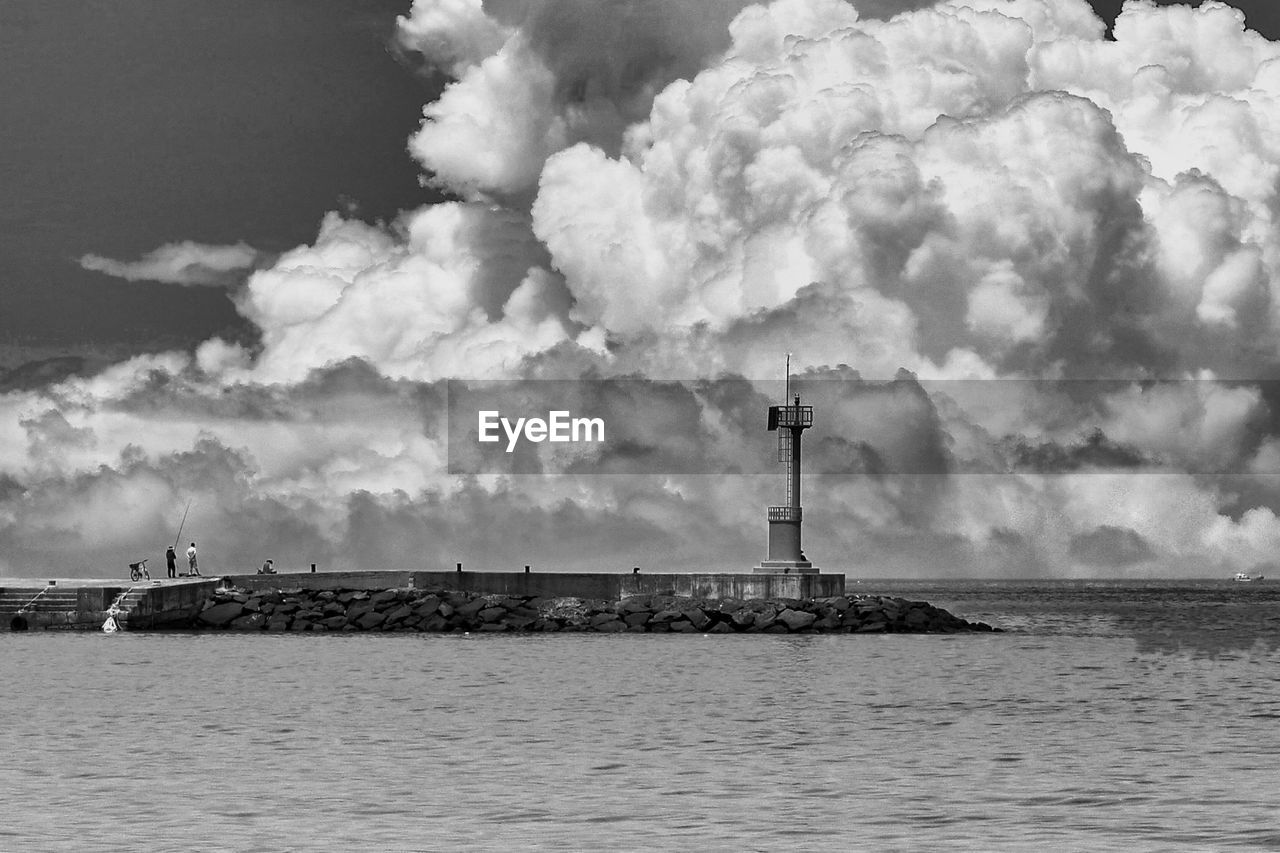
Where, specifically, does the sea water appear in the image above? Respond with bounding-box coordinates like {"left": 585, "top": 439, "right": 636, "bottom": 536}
{"left": 1, "top": 580, "right": 1279, "bottom": 852}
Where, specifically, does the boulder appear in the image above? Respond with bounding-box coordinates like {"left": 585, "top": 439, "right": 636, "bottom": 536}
{"left": 590, "top": 612, "right": 621, "bottom": 627}
{"left": 419, "top": 614, "right": 449, "bottom": 632}
{"left": 669, "top": 619, "right": 697, "bottom": 633}
{"left": 617, "top": 597, "right": 651, "bottom": 614}
{"left": 478, "top": 622, "right": 508, "bottom": 632}
{"left": 594, "top": 619, "right": 627, "bottom": 633}
{"left": 682, "top": 609, "right": 711, "bottom": 631}
{"left": 650, "top": 609, "right": 682, "bottom": 624}
{"left": 266, "top": 615, "right": 291, "bottom": 632}
{"left": 812, "top": 614, "right": 841, "bottom": 631}
{"left": 413, "top": 595, "right": 442, "bottom": 616}
{"left": 228, "top": 612, "right": 266, "bottom": 631}
{"left": 778, "top": 609, "right": 817, "bottom": 631}
{"left": 345, "top": 605, "right": 373, "bottom": 623}
{"left": 321, "top": 615, "right": 349, "bottom": 630}
{"left": 384, "top": 605, "right": 415, "bottom": 625}
{"left": 456, "top": 598, "right": 488, "bottom": 618}
{"left": 479, "top": 607, "right": 508, "bottom": 623}
{"left": 707, "top": 621, "right": 734, "bottom": 634}
{"left": 730, "top": 610, "right": 755, "bottom": 628}
{"left": 840, "top": 610, "right": 865, "bottom": 628}
{"left": 356, "top": 611, "right": 387, "bottom": 630}
{"left": 198, "top": 602, "right": 245, "bottom": 627}
{"left": 623, "top": 612, "right": 651, "bottom": 628}
{"left": 369, "top": 590, "right": 400, "bottom": 609}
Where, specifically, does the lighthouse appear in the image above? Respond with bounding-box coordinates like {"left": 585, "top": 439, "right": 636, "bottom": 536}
{"left": 756, "top": 359, "right": 818, "bottom": 574}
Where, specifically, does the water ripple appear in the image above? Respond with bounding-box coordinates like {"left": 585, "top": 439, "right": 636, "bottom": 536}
{"left": 0, "top": 589, "right": 1278, "bottom": 849}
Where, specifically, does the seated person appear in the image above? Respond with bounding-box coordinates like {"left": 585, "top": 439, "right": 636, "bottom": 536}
{"left": 258, "top": 559, "right": 276, "bottom": 574}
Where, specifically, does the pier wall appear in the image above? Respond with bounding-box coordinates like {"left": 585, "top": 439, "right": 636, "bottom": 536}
{"left": 128, "top": 580, "right": 221, "bottom": 628}
{"left": 410, "top": 571, "right": 844, "bottom": 600}
{"left": 226, "top": 571, "right": 414, "bottom": 593}
{"left": 221, "top": 571, "right": 844, "bottom": 600}
{"left": 4, "top": 571, "right": 846, "bottom": 630}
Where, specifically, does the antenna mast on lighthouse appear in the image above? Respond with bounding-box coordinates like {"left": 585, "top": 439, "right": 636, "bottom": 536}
{"left": 785, "top": 352, "right": 790, "bottom": 403}
{"left": 757, "top": 354, "right": 818, "bottom": 575}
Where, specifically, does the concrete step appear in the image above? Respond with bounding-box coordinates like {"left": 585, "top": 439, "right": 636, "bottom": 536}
{"left": 0, "top": 587, "right": 146, "bottom": 617}
{"left": 0, "top": 591, "right": 84, "bottom": 612}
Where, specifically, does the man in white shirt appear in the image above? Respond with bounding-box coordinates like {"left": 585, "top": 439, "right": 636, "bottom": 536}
{"left": 186, "top": 542, "right": 199, "bottom": 576}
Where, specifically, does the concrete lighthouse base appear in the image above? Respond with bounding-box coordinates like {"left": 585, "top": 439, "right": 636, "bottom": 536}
{"left": 752, "top": 562, "right": 820, "bottom": 575}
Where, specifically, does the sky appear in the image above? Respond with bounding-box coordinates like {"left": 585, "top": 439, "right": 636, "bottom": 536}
{"left": 5, "top": 0, "right": 1280, "bottom": 578}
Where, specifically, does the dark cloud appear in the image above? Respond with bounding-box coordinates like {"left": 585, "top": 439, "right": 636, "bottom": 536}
{"left": 1069, "top": 524, "right": 1156, "bottom": 567}
{"left": 1001, "top": 428, "right": 1151, "bottom": 473}
{"left": 0, "top": 356, "right": 108, "bottom": 394}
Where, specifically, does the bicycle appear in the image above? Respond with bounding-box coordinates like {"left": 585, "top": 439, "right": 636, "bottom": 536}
{"left": 128, "top": 558, "right": 151, "bottom": 582}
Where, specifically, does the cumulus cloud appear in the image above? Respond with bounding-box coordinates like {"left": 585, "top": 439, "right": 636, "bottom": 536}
{"left": 79, "top": 241, "right": 269, "bottom": 287}
{"left": 20, "top": 0, "right": 1280, "bottom": 579}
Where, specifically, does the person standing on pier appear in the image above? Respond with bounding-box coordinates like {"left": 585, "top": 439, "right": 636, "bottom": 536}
{"left": 187, "top": 542, "right": 199, "bottom": 576}
{"left": 165, "top": 545, "right": 177, "bottom": 579}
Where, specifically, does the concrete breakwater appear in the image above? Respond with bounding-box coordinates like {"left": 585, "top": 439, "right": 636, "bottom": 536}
{"left": 190, "top": 585, "right": 999, "bottom": 634}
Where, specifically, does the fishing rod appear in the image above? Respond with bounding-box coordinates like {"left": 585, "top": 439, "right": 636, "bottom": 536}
{"left": 172, "top": 499, "right": 192, "bottom": 550}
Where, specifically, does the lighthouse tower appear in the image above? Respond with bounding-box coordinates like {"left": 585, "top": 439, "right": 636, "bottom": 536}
{"left": 756, "top": 359, "right": 818, "bottom": 574}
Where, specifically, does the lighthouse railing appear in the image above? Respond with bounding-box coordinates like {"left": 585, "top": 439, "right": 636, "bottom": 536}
{"left": 768, "top": 405, "right": 813, "bottom": 429}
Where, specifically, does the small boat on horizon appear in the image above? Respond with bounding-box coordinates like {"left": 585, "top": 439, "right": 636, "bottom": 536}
{"left": 1233, "top": 572, "right": 1264, "bottom": 582}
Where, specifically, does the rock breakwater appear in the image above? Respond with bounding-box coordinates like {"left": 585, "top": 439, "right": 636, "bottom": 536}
{"left": 188, "top": 586, "right": 999, "bottom": 634}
